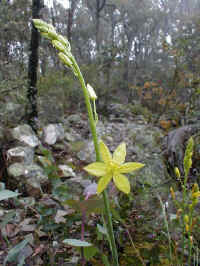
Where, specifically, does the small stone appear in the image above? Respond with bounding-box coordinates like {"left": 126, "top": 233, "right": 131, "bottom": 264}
{"left": 58, "top": 164, "right": 75, "bottom": 177}
{"left": 7, "top": 146, "right": 34, "bottom": 165}
{"left": 11, "top": 125, "right": 40, "bottom": 147}
{"left": 43, "top": 124, "right": 65, "bottom": 145}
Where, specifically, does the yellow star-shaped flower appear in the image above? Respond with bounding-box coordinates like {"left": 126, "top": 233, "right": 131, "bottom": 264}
{"left": 84, "top": 141, "right": 145, "bottom": 195}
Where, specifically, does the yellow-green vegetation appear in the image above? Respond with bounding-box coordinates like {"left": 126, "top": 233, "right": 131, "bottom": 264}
{"left": 165, "top": 137, "right": 200, "bottom": 265}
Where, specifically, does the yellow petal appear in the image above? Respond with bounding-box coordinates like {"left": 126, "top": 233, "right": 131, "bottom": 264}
{"left": 113, "top": 173, "right": 130, "bottom": 194}
{"left": 97, "top": 174, "right": 112, "bottom": 194}
{"left": 99, "top": 141, "right": 112, "bottom": 163}
{"left": 113, "top": 142, "right": 126, "bottom": 164}
{"left": 84, "top": 162, "right": 107, "bottom": 177}
{"left": 119, "top": 162, "right": 144, "bottom": 173}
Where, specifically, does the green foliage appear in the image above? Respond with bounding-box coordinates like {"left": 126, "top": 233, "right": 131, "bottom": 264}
{"left": 162, "top": 138, "right": 200, "bottom": 265}
{"left": 63, "top": 239, "right": 92, "bottom": 247}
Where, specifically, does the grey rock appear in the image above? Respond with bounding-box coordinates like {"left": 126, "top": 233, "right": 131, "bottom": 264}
{"left": 8, "top": 162, "right": 48, "bottom": 197}
{"left": 8, "top": 163, "right": 26, "bottom": 179}
{"left": 8, "top": 163, "right": 47, "bottom": 183}
{"left": 58, "top": 164, "right": 76, "bottom": 177}
{"left": 25, "top": 178, "right": 43, "bottom": 198}
{"left": 64, "top": 128, "right": 82, "bottom": 142}
{"left": 7, "top": 146, "right": 34, "bottom": 164}
{"left": 25, "top": 164, "right": 48, "bottom": 183}
{"left": 11, "top": 124, "right": 40, "bottom": 147}
{"left": 43, "top": 124, "right": 65, "bottom": 145}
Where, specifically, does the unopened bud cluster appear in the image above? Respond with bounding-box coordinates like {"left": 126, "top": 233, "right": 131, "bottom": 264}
{"left": 191, "top": 183, "right": 200, "bottom": 206}
{"left": 183, "top": 137, "right": 194, "bottom": 177}
{"left": 174, "top": 167, "right": 180, "bottom": 179}
{"left": 183, "top": 183, "right": 200, "bottom": 234}
{"left": 33, "top": 19, "right": 75, "bottom": 73}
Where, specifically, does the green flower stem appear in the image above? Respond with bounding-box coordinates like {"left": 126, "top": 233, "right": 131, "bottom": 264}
{"left": 71, "top": 56, "right": 100, "bottom": 159}
{"left": 71, "top": 56, "right": 119, "bottom": 266}
{"left": 33, "top": 18, "right": 119, "bottom": 265}
{"left": 102, "top": 190, "right": 119, "bottom": 266}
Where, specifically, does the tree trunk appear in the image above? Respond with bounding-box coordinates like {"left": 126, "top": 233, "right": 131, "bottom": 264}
{"left": 95, "top": 0, "right": 106, "bottom": 52}
{"left": 26, "top": 0, "right": 42, "bottom": 132}
{"left": 67, "top": 0, "right": 76, "bottom": 43}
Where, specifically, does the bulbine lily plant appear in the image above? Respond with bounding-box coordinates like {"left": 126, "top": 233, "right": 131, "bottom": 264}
{"left": 33, "top": 19, "right": 144, "bottom": 265}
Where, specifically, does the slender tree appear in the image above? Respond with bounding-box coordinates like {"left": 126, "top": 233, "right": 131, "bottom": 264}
{"left": 26, "top": 0, "right": 43, "bottom": 131}
{"left": 67, "top": 0, "right": 78, "bottom": 43}
{"left": 86, "top": 0, "right": 106, "bottom": 52}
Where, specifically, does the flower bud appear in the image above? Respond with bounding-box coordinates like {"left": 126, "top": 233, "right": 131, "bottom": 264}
{"left": 170, "top": 187, "right": 175, "bottom": 200}
{"left": 174, "top": 167, "right": 180, "bottom": 179}
{"left": 33, "top": 19, "right": 49, "bottom": 29}
{"left": 192, "top": 183, "right": 199, "bottom": 193}
{"left": 87, "top": 84, "right": 97, "bottom": 100}
{"left": 47, "top": 29, "right": 58, "bottom": 40}
{"left": 185, "top": 224, "right": 189, "bottom": 232}
{"left": 192, "top": 191, "right": 200, "bottom": 199}
{"left": 57, "top": 35, "right": 71, "bottom": 51}
{"left": 184, "top": 215, "right": 189, "bottom": 224}
{"left": 52, "top": 40, "right": 67, "bottom": 53}
{"left": 176, "top": 208, "right": 182, "bottom": 218}
{"left": 58, "top": 52, "right": 73, "bottom": 67}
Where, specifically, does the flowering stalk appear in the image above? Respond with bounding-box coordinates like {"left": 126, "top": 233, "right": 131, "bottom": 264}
{"left": 181, "top": 137, "right": 194, "bottom": 263}
{"left": 71, "top": 42, "right": 119, "bottom": 266}
{"left": 33, "top": 19, "right": 119, "bottom": 265}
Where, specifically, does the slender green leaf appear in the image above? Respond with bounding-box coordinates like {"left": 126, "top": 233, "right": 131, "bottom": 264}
{"left": 63, "top": 239, "right": 92, "bottom": 247}
{"left": 0, "top": 190, "right": 19, "bottom": 201}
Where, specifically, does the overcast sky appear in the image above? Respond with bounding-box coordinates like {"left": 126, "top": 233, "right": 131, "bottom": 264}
{"left": 44, "top": 0, "right": 70, "bottom": 9}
